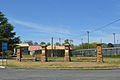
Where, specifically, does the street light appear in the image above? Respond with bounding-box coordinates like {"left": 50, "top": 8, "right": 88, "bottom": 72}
{"left": 113, "top": 33, "right": 116, "bottom": 45}
{"left": 87, "top": 31, "right": 90, "bottom": 49}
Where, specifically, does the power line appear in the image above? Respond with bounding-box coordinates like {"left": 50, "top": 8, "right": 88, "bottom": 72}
{"left": 91, "top": 18, "right": 120, "bottom": 33}
{"left": 38, "top": 18, "right": 120, "bottom": 45}
{"left": 54, "top": 18, "right": 120, "bottom": 41}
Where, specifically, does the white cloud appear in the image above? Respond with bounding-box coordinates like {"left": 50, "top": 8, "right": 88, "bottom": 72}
{"left": 10, "top": 19, "right": 71, "bottom": 35}
{"left": 8, "top": 18, "right": 119, "bottom": 45}
{"left": 8, "top": 18, "right": 75, "bottom": 42}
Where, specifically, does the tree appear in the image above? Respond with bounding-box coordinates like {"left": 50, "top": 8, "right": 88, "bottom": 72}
{"left": 46, "top": 42, "right": 51, "bottom": 46}
{"left": 34, "top": 42, "right": 39, "bottom": 45}
{"left": 24, "top": 40, "right": 33, "bottom": 45}
{"left": 90, "top": 42, "right": 98, "bottom": 48}
{"left": 107, "top": 43, "right": 114, "bottom": 47}
{"left": 40, "top": 42, "right": 46, "bottom": 45}
{"left": 55, "top": 42, "right": 61, "bottom": 46}
{"left": 69, "top": 40, "right": 73, "bottom": 44}
{"left": 64, "top": 39, "right": 69, "bottom": 44}
{"left": 0, "top": 12, "right": 20, "bottom": 51}
{"left": 73, "top": 42, "right": 98, "bottom": 50}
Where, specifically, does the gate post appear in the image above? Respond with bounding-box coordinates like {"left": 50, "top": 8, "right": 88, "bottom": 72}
{"left": 96, "top": 43, "right": 103, "bottom": 63}
{"left": 64, "top": 43, "right": 71, "bottom": 62}
{"left": 41, "top": 44, "right": 47, "bottom": 62}
{"left": 16, "top": 47, "right": 22, "bottom": 62}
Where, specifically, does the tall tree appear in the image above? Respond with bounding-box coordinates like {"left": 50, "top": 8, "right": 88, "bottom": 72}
{"left": 107, "top": 43, "right": 114, "bottom": 47}
{"left": 34, "top": 42, "right": 39, "bottom": 45}
{"left": 40, "top": 42, "right": 46, "bottom": 45}
{"left": 46, "top": 42, "right": 51, "bottom": 46}
{"left": 0, "top": 12, "right": 20, "bottom": 51}
{"left": 23, "top": 40, "right": 33, "bottom": 45}
{"left": 64, "top": 39, "right": 69, "bottom": 44}
{"left": 55, "top": 42, "right": 61, "bottom": 46}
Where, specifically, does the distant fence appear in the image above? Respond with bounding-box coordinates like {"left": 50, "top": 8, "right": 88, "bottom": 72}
{"left": 72, "top": 47, "right": 120, "bottom": 56}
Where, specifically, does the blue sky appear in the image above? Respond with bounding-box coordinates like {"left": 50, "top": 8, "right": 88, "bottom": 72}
{"left": 1, "top": 0, "right": 120, "bottom": 45}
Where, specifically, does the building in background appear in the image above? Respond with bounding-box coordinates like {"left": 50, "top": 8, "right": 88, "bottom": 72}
{"left": 14, "top": 43, "right": 29, "bottom": 55}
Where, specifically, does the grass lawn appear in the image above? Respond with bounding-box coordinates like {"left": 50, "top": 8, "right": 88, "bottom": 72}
{"left": 1, "top": 56, "right": 120, "bottom": 69}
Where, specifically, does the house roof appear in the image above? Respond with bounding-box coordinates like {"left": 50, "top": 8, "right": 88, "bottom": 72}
{"left": 29, "top": 46, "right": 42, "bottom": 51}
{"left": 29, "top": 45, "right": 72, "bottom": 51}
{"left": 47, "top": 46, "right": 65, "bottom": 50}
{"left": 16, "top": 43, "right": 29, "bottom": 47}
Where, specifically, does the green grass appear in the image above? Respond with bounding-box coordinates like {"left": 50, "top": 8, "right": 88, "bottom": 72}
{"left": 103, "top": 55, "right": 120, "bottom": 58}
{"left": 4, "top": 56, "right": 120, "bottom": 69}
{"left": 5, "top": 64, "right": 20, "bottom": 68}
{"left": 104, "top": 57, "right": 120, "bottom": 64}
{"left": 5, "top": 64, "right": 120, "bottom": 69}
{"left": 48, "top": 57, "right": 64, "bottom": 62}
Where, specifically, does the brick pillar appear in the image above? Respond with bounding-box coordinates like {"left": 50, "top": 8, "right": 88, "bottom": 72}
{"left": 41, "top": 45, "right": 47, "bottom": 62}
{"left": 96, "top": 44, "right": 103, "bottom": 62}
{"left": 64, "top": 44, "right": 71, "bottom": 62}
{"left": 16, "top": 47, "right": 22, "bottom": 62}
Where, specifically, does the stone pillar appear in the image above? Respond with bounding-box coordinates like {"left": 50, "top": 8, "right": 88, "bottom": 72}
{"left": 41, "top": 45, "right": 47, "bottom": 62}
{"left": 64, "top": 44, "right": 71, "bottom": 62}
{"left": 16, "top": 47, "right": 22, "bottom": 62}
{"left": 96, "top": 44, "right": 103, "bottom": 62}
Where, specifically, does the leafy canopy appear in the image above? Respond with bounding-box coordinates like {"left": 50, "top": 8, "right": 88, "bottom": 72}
{"left": 0, "top": 12, "right": 20, "bottom": 51}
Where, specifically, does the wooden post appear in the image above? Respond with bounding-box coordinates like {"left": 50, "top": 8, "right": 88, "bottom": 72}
{"left": 16, "top": 47, "right": 22, "bottom": 62}
{"left": 41, "top": 45, "right": 47, "bottom": 62}
{"left": 64, "top": 44, "right": 71, "bottom": 62}
{"left": 96, "top": 43, "right": 103, "bottom": 63}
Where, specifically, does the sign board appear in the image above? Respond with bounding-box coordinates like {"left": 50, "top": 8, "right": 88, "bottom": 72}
{"left": 2, "top": 42, "right": 8, "bottom": 51}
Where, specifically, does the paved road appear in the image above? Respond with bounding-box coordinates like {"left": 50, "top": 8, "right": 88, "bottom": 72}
{"left": 0, "top": 68, "right": 120, "bottom": 80}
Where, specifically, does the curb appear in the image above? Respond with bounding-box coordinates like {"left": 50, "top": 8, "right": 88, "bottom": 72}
{"left": 5, "top": 67, "right": 120, "bottom": 70}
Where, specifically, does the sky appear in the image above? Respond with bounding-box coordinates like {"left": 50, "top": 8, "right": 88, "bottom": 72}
{"left": 1, "top": 0, "right": 120, "bottom": 45}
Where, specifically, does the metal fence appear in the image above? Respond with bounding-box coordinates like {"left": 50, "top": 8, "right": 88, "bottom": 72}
{"left": 72, "top": 47, "right": 120, "bottom": 56}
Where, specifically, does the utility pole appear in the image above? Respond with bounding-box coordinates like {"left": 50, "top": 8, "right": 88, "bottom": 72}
{"left": 87, "top": 31, "right": 90, "bottom": 49}
{"left": 81, "top": 38, "right": 84, "bottom": 56}
{"left": 113, "top": 33, "right": 116, "bottom": 46}
{"left": 87, "top": 31, "right": 90, "bottom": 55}
{"left": 59, "top": 38, "right": 61, "bottom": 46}
{"left": 81, "top": 38, "right": 83, "bottom": 49}
{"left": 100, "top": 39, "right": 102, "bottom": 43}
{"left": 113, "top": 33, "right": 116, "bottom": 55}
{"left": 117, "top": 40, "right": 119, "bottom": 47}
{"left": 51, "top": 37, "right": 54, "bottom": 57}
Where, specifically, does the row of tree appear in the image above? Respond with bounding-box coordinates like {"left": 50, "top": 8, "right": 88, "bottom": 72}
{"left": 73, "top": 42, "right": 115, "bottom": 50}
{"left": 23, "top": 39, "right": 73, "bottom": 46}
{"left": 23, "top": 40, "right": 115, "bottom": 50}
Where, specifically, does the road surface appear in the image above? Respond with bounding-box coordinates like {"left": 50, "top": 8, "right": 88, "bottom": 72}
{"left": 0, "top": 68, "right": 120, "bottom": 80}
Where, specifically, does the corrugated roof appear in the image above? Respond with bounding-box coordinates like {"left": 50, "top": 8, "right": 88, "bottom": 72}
{"left": 47, "top": 46, "right": 65, "bottom": 49}
{"left": 17, "top": 43, "right": 29, "bottom": 47}
{"left": 29, "top": 45, "right": 72, "bottom": 51}
{"left": 29, "top": 46, "right": 42, "bottom": 51}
